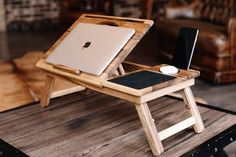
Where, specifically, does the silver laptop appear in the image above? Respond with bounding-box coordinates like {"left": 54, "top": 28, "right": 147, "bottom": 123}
{"left": 45, "top": 23, "right": 135, "bottom": 76}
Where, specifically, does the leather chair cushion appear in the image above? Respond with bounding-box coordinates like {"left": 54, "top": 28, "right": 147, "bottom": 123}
{"left": 156, "top": 18, "right": 230, "bottom": 57}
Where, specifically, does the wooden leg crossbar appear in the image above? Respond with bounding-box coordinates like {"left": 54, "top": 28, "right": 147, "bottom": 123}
{"left": 134, "top": 87, "right": 204, "bottom": 155}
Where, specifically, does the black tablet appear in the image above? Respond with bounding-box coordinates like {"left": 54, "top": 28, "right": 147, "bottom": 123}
{"left": 172, "top": 27, "right": 199, "bottom": 70}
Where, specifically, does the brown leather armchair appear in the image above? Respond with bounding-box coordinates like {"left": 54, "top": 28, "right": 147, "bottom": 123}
{"left": 155, "top": 0, "right": 236, "bottom": 84}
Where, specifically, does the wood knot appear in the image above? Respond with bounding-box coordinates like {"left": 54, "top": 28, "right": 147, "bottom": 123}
{"left": 185, "top": 104, "right": 191, "bottom": 110}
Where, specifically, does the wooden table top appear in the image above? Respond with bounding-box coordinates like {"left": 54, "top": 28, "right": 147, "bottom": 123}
{"left": 0, "top": 92, "right": 235, "bottom": 157}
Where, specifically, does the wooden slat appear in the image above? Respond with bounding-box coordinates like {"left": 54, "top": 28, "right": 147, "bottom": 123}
{"left": 80, "top": 14, "right": 154, "bottom": 25}
{"left": 159, "top": 117, "right": 196, "bottom": 141}
{"left": 36, "top": 59, "right": 104, "bottom": 87}
{"left": 51, "top": 86, "right": 85, "bottom": 98}
{"left": 123, "top": 62, "right": 200, "bottom": 79}
{"left": 123, "top": 61, "right": 151, "bottom": 71}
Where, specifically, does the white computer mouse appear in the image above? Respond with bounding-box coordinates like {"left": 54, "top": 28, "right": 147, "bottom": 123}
{"left": 160, "top": 65, "right": 178, "bottom": 75}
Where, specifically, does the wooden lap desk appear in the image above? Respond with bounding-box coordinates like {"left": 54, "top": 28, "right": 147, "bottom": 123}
{"left": 36, "top": 14, "right": 205, "bottom": 156}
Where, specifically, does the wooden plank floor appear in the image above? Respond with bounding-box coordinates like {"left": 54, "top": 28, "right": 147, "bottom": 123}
{"left": 0, "top": 91, "right": 235, "bottom": 157}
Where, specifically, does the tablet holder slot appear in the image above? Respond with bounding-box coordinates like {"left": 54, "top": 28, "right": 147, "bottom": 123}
{"left": 84, "top": 15, "right": 144, "bottom": 23}
{"left": 97, "top": 21, "right": 118, "bottom": 26}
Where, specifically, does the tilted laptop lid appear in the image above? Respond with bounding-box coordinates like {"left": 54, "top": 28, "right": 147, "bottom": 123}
{"left": 45, "top": 23, "right": 135, "bottom": 76}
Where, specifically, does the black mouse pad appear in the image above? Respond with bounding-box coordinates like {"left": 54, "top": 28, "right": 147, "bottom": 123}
{"left": 109, "top": 70, "right": 176, "bottom": 90}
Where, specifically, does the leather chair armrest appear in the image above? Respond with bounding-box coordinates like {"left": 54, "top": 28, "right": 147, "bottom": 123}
{"left": 228, "top": 17, "right": 236, "bottom": 67}
{"left": 165, "top": 1, "right": 199, "bottom": 19}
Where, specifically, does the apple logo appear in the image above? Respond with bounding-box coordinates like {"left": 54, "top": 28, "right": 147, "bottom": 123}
{"left": 82, "top": 42, "right": 91, "bottom": 49}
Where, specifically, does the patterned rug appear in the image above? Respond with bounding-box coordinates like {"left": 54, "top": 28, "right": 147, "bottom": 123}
{"left": 0, "top": 51, "right": 82, "bottom": 112}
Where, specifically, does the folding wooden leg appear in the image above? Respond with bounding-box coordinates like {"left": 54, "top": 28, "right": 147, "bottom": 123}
{"left": 181, "top": 87, "right": 205, "bottom": 133}
{"left": 135, "top": 103, "right": 164, "bottom": 156}
{"left": 40, "top": 75, "right": 55, "bottom": 108}
{"left": 118, "top": 64, "right": 126, "bottom": 75}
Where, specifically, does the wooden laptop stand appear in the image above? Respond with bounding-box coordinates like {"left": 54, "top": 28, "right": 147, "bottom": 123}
{"left": 36, "top": 14, "right": 205, "bottom": 156}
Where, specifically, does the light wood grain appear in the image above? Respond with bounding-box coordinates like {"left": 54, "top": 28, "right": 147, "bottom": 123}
{"left": 51, "top": 86, "right": 85, "bottom": 98}
{"left": 36, "top": 59, "right": 104, "bottom": 88}
{"left": 135, "top": 103, "right": 164, "bottom": 155}
{"left": 40, "top": 75, "right": 55, "bottom": 108}
{"left": 182, "top": 87, "right": 205, "bottom": 133}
